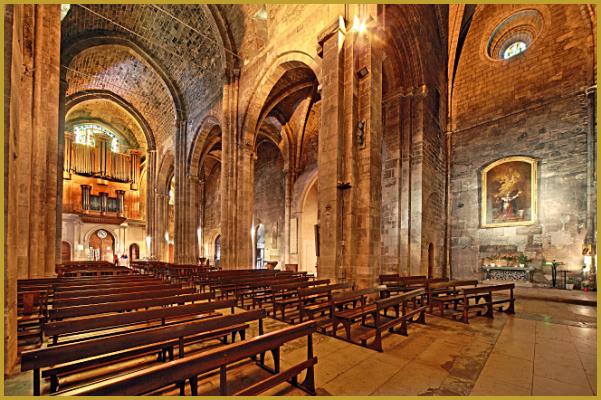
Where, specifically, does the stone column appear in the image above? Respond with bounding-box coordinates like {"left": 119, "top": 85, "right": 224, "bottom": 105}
{"left": 345, "top": 16, "right": 383, "bottom": 288}
{"left": 56, "top": 78, "right": 68, "bottom": 263}
{"left": 220, "top": 69, "right": 241, "bottom": 269}
{"left": 5, "top": 4, "right": 62, "bottom": 375}
{"left": 146, "top": 149, "right": 158, "bottom": 258}
{"left": 317, "top": 16, "right": 347, "bottom": 280}
{"left": 234, "top": 144, "right": 255, "bottom": 269}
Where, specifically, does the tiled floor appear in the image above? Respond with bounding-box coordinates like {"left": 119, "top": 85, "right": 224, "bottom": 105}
{"left": 4, "top": 298, "right": 597, "bottom": 396}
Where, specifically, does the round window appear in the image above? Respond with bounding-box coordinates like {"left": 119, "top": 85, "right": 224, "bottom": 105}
{"left": 486, "top": 9, "right": 543, "bottom": 61}
{"left": 503, "top": 41, "right": 527, "bottom": 59}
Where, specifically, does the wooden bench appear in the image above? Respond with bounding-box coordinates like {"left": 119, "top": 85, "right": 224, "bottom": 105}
{"left": 52, "top": 283, "right": 179, "bottom": 300}
{"left": 430, "top": 283, "right": 515, "bottom": 323}
{"left": 297, "top": 283, "right": 353, "bottom": 324}
{"left": 334, "top": 288, "right": 427, "bottom": 351}
{"left": 23, "top": 310, "right": 267, "bottom": 395}
{"left": 44, "top": 299, "right": 237, "bottom": 345}
{"left": 56, "top": 320, "right": 318, "bottom": 396}
{"left": 426, "top": 280, "right": 479, "bottom": 312}
{"left": 52, "top": 279, "right": 164, "bottom": 293}
{"left": 380, "top": 277, "right": 448, "bottom": 298}
{"left": 52, "top": 287, "right": 196, "bottom": 308}
{"left": 270, "top": 280, "right": 332, "bottom": 320}
{"left": 48, "top": 292, "right": 212, "bottom": 321}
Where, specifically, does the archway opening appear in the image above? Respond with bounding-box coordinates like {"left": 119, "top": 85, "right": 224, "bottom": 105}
{"left": 300, "top": 180, "right": 318, "bottom": 275}
{"left": 129, "top": 243, "right": 140, "bottom": 261}
{"left": 255, "top": 224, "right": 266, "bottom": 269}
{"left": 61, "top": 241, "right": 72, "bottom": 262}
{"left": 89, "top": 229, "right": 115, "bottom": 262}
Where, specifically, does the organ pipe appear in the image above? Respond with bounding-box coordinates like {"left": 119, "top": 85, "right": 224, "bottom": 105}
{"left": 65, "top": 132, "right": 140, "bottom": 183}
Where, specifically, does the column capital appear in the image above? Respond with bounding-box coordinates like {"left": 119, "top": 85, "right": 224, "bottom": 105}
{"left": 317, "top": 16, "right": 347, "bottom": 49}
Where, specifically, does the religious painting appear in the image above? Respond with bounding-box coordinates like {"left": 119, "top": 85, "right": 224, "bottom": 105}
{"left": 481, "top": 157, "right": 537, "bottom": 228}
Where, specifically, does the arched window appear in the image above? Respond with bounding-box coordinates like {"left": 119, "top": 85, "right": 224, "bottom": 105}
{"left": 73, "top": 123, "right": 121, "bottom": 153}
{"left": 503, "top": 41, "right": 527, "bottom": 59}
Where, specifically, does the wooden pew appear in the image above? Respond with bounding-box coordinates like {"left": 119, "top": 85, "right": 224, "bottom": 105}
{"left": 380, "top": 277, "right": 448, "bottom": 298}
{"left": 52, "top": 283, "right": 179, "bottom": 300}
{"left": 297, "top": 283, "right": 353, "bottom": 324}
{"left": 52, "top": 278, "right": 163, "bottom": 293}
{"left": 56, "top": 320, "right": 318, "bottom": 396}
{"left": 52, "top": 287, "right": 196, "bottom": 308}
{"left": 270, "top": 279, "right": 331, "bottom": 320}
{"left": 334, "top": 289, "right": 427, "bottom": 351}
{"left": 426, "top": 280, "right": 479, "bottom": 312}
{"left": 23, "top": 310, "right": 267, "bottom": 395}
{"left": 430, "top": 283, "right": 515, "bottom": 323}
{"left": 48, "top": 293, "right": 212, "bottom": 321}
{"left": 44, "top": 299, "right": 237, "bottom": 345}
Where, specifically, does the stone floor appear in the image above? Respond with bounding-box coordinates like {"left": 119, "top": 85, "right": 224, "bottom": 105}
{"left": 4, "top": 298, "right": 597, "bottom": 396}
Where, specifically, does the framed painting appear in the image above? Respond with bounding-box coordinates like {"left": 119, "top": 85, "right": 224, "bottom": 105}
{"left": 481, "top": 156, "right": 537, "bottom": 228}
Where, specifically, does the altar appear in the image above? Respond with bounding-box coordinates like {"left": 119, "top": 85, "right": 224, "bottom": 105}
{"left": 481, "top": 266, "right": 532, "bottom": 282}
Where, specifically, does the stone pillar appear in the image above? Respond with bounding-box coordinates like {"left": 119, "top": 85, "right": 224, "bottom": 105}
{"left": 220, "top": 69, "right": 242, "bottom": 269}
{"left": 5, "top": 4, "right": 62, "bottom": 375}
{"left": 146, "top": 149, "right": 157, "bottom": 258}
{"left": 56, "top": 78, "right": 68, "bottom": 263}
{"left": 174, "top": 119, "right": 196, "bottom": 264}
{"left": 317, "top": 16, "right": 347, "bottom": 281}
{"left": 234, "top": 145, "right": 255, "bottom": 269}
{"left": 345, "top": 16, "right": 383, "bottom": 288}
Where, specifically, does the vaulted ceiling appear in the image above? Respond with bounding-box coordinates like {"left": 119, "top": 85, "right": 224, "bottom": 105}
{"left": 61, "top": 4, "right": 230, "bottom": 146}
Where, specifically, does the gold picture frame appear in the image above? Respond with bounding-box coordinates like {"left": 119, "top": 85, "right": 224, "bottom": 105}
{"left": 481, "top": 156, "right": 537, "bottom": 228}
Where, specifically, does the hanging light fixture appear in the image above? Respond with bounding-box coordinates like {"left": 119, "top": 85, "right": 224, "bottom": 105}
{"left": 60, "top": 4, "right": 71, "bottom": 21}
{"left": 253, "top": 5, "right": 268, "bottom": 21}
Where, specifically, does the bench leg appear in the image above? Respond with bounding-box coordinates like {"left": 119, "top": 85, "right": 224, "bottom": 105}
{"left": 189, "top": 375, "right": 198, "bottom": 396}
{"left": 50, "top": 375, "right": 59, "bottom": 393}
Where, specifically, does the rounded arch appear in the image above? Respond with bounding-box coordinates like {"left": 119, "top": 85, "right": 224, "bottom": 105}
{"left": 157, "top": 151, "right": 176, "bottom": 195}
{"left": 61, "top": 32, "right": 187, "bottom": 122}
{"left": 65, "top": 90, "right": 156, "bottom": 151}
{"left": 82, "top": 225, "right": 120, "bottom": 252}
{"left": 188, "top": 115, "right": 222, "bottom": 176}
{"left": 241, "top": 52, "right": 321, "bottom": 147}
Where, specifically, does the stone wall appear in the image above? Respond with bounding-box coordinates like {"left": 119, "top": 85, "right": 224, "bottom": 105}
{"left": 253, "top": 140, "right": 285, "bottom": 268}
{"left": 4, "top": 4, "right": 62, "bottom": 375}
{"left": 450, "top": 4, "right": 595, "bottom": 281}
{"left": 202, "top": 163, "right": 221, "bottom": 262}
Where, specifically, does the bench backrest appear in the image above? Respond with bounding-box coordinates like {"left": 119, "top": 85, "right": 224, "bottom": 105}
{"left": 23, "top": 309, "right": 267, "bottom": 372}
{"left": 53, "top": 287, "right": 196, "bottom": 308}
{"left": 376, "top": 288, "right": 426, "bottom": 310}
{"left": 462, "top": 283, "right": 515, "bottom": 295}
{"left": 53, "top": 279, "right": 163, "bottom": 292}
{"left": 53, "top": 283, "right": 179, "bottom": 299}
{"left": 298, "top": 282, "right": 353, "bottom": 298}
{"left": 44, "top": 299, "right": 237, "bottom": 339}
{"left": 60, "top": 320, "right": 317, "bottom": 396}
{"left": 49, "top": 292, "right": 212, "bottom": 320}
{"left": 271, "top": 281, "right": 311, "bottom": 292}
{"left": 332, "top": 287, "right": 379, "bottom": 303}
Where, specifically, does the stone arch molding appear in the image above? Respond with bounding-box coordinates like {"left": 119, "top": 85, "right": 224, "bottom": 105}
{"left": 65, "top": 90, "right": 157, "bottom": 151}
{"left": 241, "top": 51, "right": 322, "bottom": 148}
{"left": 61, "top": 32, "right": 187, "bottom": 123}
{"left": 188, "top": 114, "right": 223, "bottom": 177}
{"left": 82, "top": 225, "right": 121, "bottom": 250}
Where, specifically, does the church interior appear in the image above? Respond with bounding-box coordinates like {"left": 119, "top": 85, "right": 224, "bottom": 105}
{"left": 3, "top": 3, "right": 597, "bottom": 396}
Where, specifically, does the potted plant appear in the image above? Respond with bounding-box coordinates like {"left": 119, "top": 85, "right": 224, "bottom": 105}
{"left": 517, "top": 254, "right": 531, "bottom": 268}
{"left": 566, "top": 277, "right": 575, "bottom": 290}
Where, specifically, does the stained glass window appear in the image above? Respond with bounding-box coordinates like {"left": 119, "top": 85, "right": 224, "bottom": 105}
{"left": 503, "top": 41, "right": 527, "bottom": 59}
{"left": 73, "top": 124, "right": 120, "bottom": 153}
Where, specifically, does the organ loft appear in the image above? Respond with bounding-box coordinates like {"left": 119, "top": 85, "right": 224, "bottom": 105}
{"left": 4, "top": 3, "right": 597, "bottom": 396}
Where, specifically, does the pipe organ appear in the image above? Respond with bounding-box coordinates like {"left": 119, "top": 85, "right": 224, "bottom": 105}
{"left": 63, "top": 131, "right": 142, "bottom": 189}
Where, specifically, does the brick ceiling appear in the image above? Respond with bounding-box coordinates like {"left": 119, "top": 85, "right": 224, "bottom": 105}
{"left": 65, "top": 98, "right": 147, "bottom": 151}
{"left": 65, "top": 45, "right": 175, "bottom": 148}
{"left": 61, "top": 4, "right": 228, "bottom": 146}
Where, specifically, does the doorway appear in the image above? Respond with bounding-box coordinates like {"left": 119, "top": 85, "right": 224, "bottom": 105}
{"left": 300, "top": 180, "right": 318, "bottom": 275}
{"left": 89, "top": 229, "right": 115, "bottom": 262}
